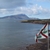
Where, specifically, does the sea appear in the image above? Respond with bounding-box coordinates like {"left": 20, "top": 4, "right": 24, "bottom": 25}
{"left": 0, "top": 19, "right": 45, "bottom": 50}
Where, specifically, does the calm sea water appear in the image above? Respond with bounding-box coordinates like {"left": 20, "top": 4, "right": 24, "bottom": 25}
{"left": 0, "top": 19, "right": 43, "bottom": 50}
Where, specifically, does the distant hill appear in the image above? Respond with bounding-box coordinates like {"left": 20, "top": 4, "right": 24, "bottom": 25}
{"left": 0, "top": 14, "right": 29, "bottom": 20}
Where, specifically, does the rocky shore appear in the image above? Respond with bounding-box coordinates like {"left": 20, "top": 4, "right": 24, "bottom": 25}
{"left": 26, "top": 39, "right": 50, "bottom": 50}
{"left": 26, "top": 43, "right": 48, "bottom": 50}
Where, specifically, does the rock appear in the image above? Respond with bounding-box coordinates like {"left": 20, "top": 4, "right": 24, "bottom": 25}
{"left": 26, "top": 39, "right": 50, "bottom": 50}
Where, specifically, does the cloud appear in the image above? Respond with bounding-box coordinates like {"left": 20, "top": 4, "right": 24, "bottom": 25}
{"left": 14, "top": 4, "right": 50, "bottom": 17}
{"left": 0, "top": 0, "right": 50, "bottom": 9}
{"left": 0, "top": 0, "right": 26, "bottom": 9}
{"left": 0, "top": 4, "right": 50, "bottom": 17}
{"left": 38, "top": 6, "right": 50, "bottom": 14}
{"left": 0, "top": 9, "right": 9, "bottom": 14}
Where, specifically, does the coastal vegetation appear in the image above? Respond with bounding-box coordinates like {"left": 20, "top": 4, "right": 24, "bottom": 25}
{"left": 21, "top": 19, "right": 50, "bottom": 24}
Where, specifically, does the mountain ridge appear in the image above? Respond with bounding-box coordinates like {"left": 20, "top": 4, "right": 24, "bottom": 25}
{"left": 0, "top": 14, "right": 29, "bottom": 20}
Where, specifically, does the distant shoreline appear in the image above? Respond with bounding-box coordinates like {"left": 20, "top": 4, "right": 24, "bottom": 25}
{"left": 21, "top": 19, "right": 50, "bottom": 24}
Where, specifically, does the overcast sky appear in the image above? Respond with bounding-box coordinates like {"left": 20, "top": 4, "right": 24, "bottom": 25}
{"left": 0, "top": 0, "right": 50, "bottom": 19}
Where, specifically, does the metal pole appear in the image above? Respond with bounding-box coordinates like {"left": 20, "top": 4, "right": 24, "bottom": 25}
{"left": 48, "top": 23, "right": 49, "bottom": 50}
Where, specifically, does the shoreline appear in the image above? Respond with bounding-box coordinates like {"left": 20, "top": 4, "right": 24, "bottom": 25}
{"left": 26, "top": 42, "right": 48, "bottom": 50}
{"left": 26, "top": 39, "right": 50, "bottom": 50}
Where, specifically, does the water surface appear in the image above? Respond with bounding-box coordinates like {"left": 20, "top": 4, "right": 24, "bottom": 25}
{"left": 0, "top": 19, "right": 43, "bottom": 50}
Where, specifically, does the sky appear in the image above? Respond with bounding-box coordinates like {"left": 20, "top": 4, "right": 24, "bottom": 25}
{"left": 0, "top": 0, "right": 50, "bottom": 19}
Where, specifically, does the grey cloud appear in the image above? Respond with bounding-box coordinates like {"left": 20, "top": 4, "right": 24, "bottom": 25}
{"left": 0, "top": 0, "right": 26, "bottom": 9}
